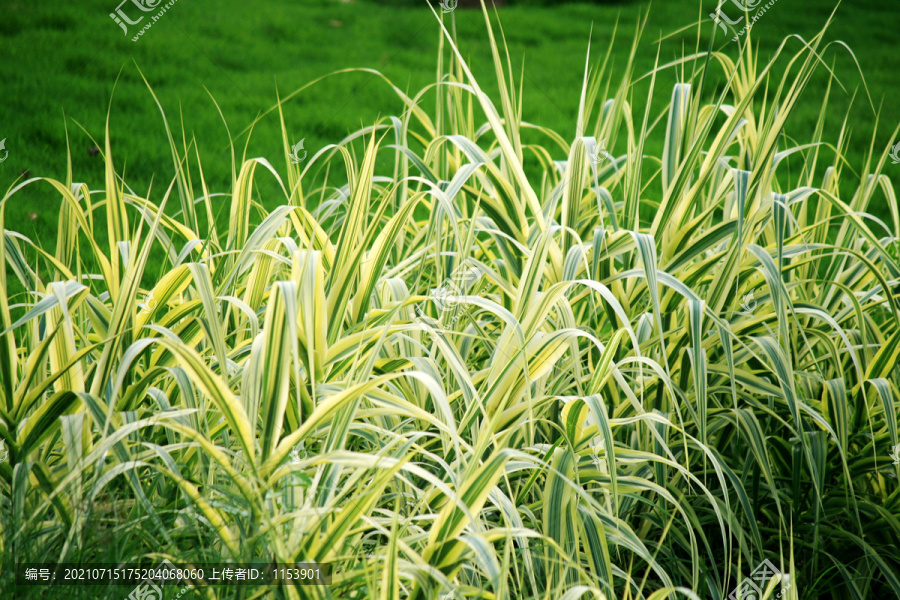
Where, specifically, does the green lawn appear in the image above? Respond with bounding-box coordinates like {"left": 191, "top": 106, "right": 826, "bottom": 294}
{"left": 1, "top": 0, "right": 898, "bottom": 268}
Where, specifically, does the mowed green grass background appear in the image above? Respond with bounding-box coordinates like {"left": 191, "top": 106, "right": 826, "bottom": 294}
{"left": 1, "top": 0, "right": 898, "bottom": 289}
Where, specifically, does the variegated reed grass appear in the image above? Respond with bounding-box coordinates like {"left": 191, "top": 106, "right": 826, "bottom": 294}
{"left": 1, "top": 2, "right": 899, "bottom": 599}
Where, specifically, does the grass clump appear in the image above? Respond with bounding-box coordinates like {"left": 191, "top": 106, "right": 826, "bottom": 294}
{"left": 2, "top": 3, "right": 899, "bottom": 599}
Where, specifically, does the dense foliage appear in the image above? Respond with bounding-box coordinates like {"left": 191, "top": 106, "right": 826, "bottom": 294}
{"left": 2, "top": 4, "right": 899, "bottom": 599}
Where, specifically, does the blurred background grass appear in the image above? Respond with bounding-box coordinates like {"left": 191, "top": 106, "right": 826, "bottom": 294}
{"left": 1, "top": 0, "right": 898, "bottom": 288}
